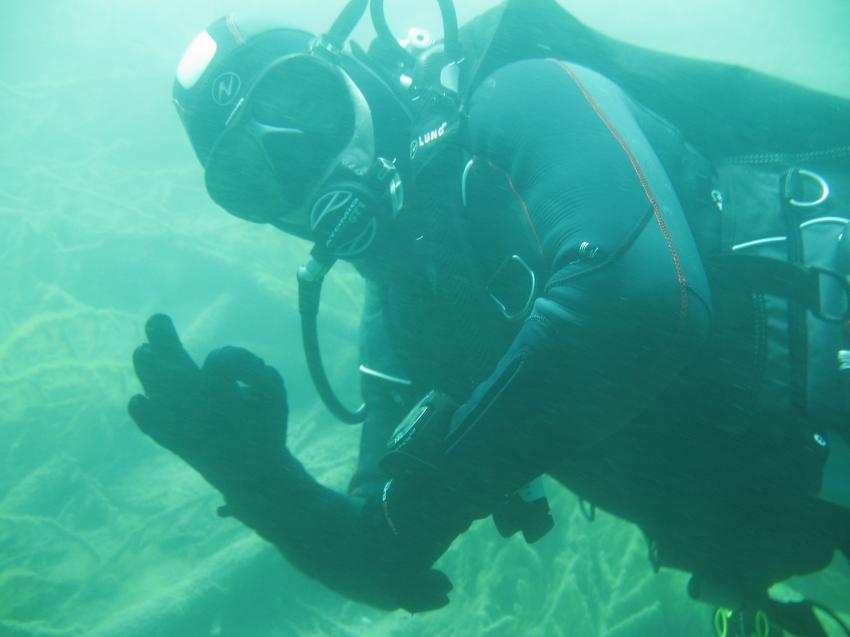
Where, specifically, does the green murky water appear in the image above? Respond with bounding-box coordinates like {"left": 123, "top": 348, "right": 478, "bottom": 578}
{"left": 1, "top": 1, "right": 848, "bottom": 635}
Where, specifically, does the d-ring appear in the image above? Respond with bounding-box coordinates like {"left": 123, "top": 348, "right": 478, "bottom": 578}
{"left": 790, "top": 169, "right": 830, "bottom": 207}
{"left": 755, "top": 609, "right": 771, "bottom": 637}
{"left": 714, "top": 608, "right": 732, "bottom": 637}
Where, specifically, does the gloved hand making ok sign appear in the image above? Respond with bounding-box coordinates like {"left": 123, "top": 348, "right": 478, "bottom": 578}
{"left": 129, "top": 314, "right": 290, "bottom": 500}
{"left": 127, "top": 314, "right": 456, "bottom": 613}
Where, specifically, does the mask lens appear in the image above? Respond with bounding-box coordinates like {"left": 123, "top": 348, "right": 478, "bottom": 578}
{"left": 250, "top": 56, "right": 353, "bottom": 139}
{"left": 205, "top": 56, "right": 355, "bottom": 224}
{"left": 205, "top": 130, "right": 290, "bottom": 223}
{"left": 262, "top": 131, "right": 346, "bottom": 210}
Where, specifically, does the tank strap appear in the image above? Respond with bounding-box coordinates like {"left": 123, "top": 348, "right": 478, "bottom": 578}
{"left": 704, "top": 253, "right": 850, "bottom": 323}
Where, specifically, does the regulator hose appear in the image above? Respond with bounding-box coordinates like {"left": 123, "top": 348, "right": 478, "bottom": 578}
{"left": 297, "top": 256, "right": 366, "bottom": 424}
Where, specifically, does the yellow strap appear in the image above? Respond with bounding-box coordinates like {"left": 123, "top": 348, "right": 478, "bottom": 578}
{"left": 714, "top": 608, "right": 732, "bottom": 637}
{"left": 754, "top": 610, "right": 770, "bottom": 637}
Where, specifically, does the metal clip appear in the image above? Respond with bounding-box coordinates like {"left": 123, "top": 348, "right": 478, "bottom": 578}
{"left": 711, "top": 189, "right": 724, "bottom": 212}
{"left": 789, "top": 169, "right": 830, "bottom": 208}
{"left": 487, "top": 254, "right": 537, "bottom": 321}
{"left": 812, "top": 266, "right": 850, "bottom": 323}
{"left": 579, "top": 241, "right": 601, "bottom": 259}
{"left": 838, "top": 350, "right": 850, "bottom": 373}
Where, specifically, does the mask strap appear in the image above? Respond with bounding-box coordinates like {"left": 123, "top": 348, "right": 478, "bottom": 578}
{"left": 320, "top": 0, "right": 369, "bottom": 54}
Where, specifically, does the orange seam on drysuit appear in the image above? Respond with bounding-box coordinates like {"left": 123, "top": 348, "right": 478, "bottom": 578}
{"left": 226, "top": 15, "right": 246, "bottom": 44}
{"left": 484, "top": 158, "right": 545, "bottom": 259}
{"left": 552, "top": 59, "right": 689, "bottom": 329}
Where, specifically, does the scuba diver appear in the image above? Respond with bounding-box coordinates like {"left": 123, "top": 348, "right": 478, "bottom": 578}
{"left": 130, "top": 0, "right": 850, "bottom": 632}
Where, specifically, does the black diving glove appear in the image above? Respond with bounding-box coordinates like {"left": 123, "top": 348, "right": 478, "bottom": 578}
{"left": 129, "top": 313, "right": 290, "bottom": 499}
{"left": 128, "top": 314, "right": 454, "bottom": 612}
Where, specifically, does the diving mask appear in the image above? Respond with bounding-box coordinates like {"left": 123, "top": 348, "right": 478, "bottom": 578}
{"left": 204, "top": 54, "right": 377, "bottom": 229}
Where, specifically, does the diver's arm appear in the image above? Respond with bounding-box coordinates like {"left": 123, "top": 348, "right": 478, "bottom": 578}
{"left": 213, "top": 448, "right": 454, "bottom": 612}
{"left": 128, "top": 314, "right": 452, "bottom": 612}
{"left": 384, "top": 59, "right": 712, "bottom": 508}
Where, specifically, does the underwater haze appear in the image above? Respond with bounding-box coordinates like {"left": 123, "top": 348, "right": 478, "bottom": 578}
{"left": 2, "top": 1, "right": 849, "bottom": 636}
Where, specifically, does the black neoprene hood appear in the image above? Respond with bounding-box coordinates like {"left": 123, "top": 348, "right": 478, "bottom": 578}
{"left": 172, "top": 15, "right": 315, "bottom": 167}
